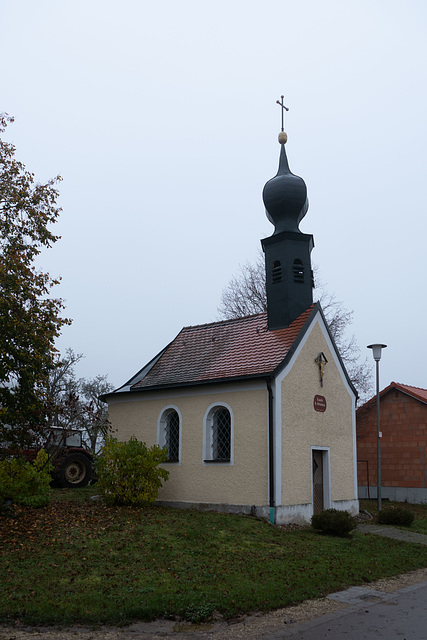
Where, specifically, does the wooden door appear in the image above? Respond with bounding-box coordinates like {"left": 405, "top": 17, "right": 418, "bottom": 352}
{"left": 312, "top": 450, "right": 324, "bottom": 515}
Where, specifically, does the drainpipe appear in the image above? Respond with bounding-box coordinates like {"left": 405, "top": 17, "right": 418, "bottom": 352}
{"left": 267, "top": 378, "right": 275, "bottom": 524}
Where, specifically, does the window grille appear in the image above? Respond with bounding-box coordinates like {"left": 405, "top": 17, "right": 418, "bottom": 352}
{"left": 212, "top": 408, "right": 231, "bottom": 461}
{"left": 293, "top": 259, "right": 304, "bottom": 283}
{"left": 166, "top": 410, "right": 179, "bottom": 462}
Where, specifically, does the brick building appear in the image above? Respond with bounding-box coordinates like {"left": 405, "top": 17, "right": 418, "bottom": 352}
{"left": 357, "top": 382, "right": 427, "bottom": 503}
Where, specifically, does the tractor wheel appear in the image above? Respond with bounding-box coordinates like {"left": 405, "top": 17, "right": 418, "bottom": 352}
{"left": 59, "top": 453, "right": 91, "bottom": 488}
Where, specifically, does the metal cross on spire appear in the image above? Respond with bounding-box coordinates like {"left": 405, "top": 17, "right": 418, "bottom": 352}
{"left": 276, "top": 95, "right": 289, "bottom": 132}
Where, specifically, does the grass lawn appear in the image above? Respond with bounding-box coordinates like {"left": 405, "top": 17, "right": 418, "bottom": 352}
{"left": 2, "top": 490, "right": 427, "bottom": 626}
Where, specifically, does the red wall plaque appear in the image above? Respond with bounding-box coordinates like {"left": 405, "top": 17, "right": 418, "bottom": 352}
{"left": 314, "top": 395, "right": 327, "bottom": 412}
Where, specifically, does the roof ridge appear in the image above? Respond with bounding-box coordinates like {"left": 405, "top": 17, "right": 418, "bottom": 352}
{"left": 393, "top": 381, "right": 427, "bottom": 392}
{"left": 180, "top": 305, "right": 316, "bottom": 334}
{"left": 181, "top": 311, "right": 267, "bottom": 332}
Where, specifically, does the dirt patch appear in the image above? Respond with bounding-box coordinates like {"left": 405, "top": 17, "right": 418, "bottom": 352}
{"left": 2, "top": 568, "right": 427, "bottom": 640}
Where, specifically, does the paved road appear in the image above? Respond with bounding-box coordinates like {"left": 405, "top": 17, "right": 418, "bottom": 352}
{"left": 263, "top": 579, "right": 427, "bottom": 639}
{"left": 261, "top": 525, "right": 427, "bottom": 639}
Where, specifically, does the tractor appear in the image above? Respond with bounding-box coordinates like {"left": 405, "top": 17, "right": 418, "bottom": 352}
{"left": 25, "top": 428, "right": 94, "bottom": 488}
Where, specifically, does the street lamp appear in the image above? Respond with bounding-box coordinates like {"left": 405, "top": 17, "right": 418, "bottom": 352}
{"left": 367, "top": 343, "right": 387, "bottom": 512}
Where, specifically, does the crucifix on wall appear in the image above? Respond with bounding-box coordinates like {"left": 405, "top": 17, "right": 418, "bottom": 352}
{"left": 315, "top": 352, "right": 328, "bottom": 387}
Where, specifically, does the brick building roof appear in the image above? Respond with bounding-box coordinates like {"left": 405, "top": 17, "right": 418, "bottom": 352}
{"left": 126, "top": 305, "right": 316, "bottom": 392}
{"left": 357, "top": 381, "right": 427, "bottom": 413}
{"left": 394, "top": 383, "right": 427, "bottom": 404}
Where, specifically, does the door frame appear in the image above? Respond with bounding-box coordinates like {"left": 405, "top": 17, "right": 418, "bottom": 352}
{"left": 311, "top": 447, "right": 331, "bottom": 514}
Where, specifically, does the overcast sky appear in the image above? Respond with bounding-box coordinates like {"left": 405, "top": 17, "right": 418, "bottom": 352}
{"left": 2, "top": 0, "right": 426, "bottom": 396}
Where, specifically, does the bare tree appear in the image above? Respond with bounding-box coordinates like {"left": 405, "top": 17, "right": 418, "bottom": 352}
{"left": 46, "top": 348, "right": 83, "bottom": 428}
{"left": 218, "top": 254, "right": 372, "bottom": 402}
{"left": 46, "top": 349, "right": 114, "bottom": 453}
{"left": 218, "top": 255, "right": 267, "bottom": 319}
{"left": 79, "top": 375, "right": 114, "bottom": 453}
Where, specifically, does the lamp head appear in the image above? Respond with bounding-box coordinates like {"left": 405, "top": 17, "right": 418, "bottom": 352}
{"left": 367, "top": 344, "right": 387, "bottom": 362}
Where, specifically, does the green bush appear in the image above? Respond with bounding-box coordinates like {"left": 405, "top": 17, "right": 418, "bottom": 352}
{"left": 311, "top": 508, "right": 356, "bottom": 537}
{"left": 0, "top": 449, "right": 53, "bottom": 508}
{"left": 378, "top": 506, "right": 414, "bottom": 527}
{"left": 96, "top": 436, "right": 170, "bottom": 506}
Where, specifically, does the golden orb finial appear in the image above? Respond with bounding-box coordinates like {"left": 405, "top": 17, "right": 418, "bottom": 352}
{"left": 278, "top": 131, "right": 288, "bottom": 144}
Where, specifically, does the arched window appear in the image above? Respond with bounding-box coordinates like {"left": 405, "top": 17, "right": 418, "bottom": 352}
{"left": 204, "top": 404, "right": 233, "bottom": 464}
{"left": 272, "top": 260, "right": 282, "bottom": 283}
{"left": 158, "top": 407, "right": 181, "bottom": 463}
{"left": 293, "top": 259, "right": 304, "bottom": 283}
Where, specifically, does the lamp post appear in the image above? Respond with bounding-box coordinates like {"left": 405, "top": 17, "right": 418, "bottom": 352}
{"left": 367, "top": 344, "right": 387, "bottom": 512}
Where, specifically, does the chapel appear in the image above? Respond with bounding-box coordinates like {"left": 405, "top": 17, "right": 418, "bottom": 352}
{"left": 103, "top": 104, "right": 359, "bottom": 524}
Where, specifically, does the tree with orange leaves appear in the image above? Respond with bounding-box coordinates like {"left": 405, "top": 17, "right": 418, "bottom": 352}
{"left": 0, "top": 114, "right": 70, "bottom": 452}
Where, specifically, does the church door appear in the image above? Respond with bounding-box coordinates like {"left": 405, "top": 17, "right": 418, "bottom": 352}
{"left": 312, "top": 450, "right": 324, "bottom": 515}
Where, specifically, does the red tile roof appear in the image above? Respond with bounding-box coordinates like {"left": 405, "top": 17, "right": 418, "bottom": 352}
{"left": 357, "top": 381, "right": 427, "bottom": 411}
{"left": 390, "top": 382, "right": 427, "bottom": 404}
{"left": 131, "top": 306, "right": 315, "bottom": 391}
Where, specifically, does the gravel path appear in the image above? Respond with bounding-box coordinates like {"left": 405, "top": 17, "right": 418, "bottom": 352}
{"left": 356, "top": 523, "right": 427, "bottom": 545}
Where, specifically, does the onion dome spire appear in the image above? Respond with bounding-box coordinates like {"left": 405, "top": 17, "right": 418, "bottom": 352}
{"left": 261, "top": 96, "right": 314, "bottom": 331}
{"left": 262, "top": 97, "right": 309, "bottom": 234}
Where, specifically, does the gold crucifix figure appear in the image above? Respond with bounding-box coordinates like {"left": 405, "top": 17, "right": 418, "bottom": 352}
{"left": 315, "top": 352, "right": 328, "bottom": 387}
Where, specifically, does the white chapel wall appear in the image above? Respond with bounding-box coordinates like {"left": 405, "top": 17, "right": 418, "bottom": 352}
{"left": 279, "top": 320, "right": 357, "bottom": 511}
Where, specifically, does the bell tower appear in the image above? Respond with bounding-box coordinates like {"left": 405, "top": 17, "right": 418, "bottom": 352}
{"left": 261, "top": 97, "right": 314, "bottom": 330}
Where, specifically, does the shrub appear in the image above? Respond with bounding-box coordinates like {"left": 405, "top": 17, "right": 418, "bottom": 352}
{"left": 311, "top": 508, "right": 356, "bottom": 537}
{"left": 96, "top": 436, "right": 169, "bottom": 506}
{"left": 378, "top": 506, "right": 414, "bottom": 527}
{"left": 0, "top": 449, "right": 53, "bottom": 508}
